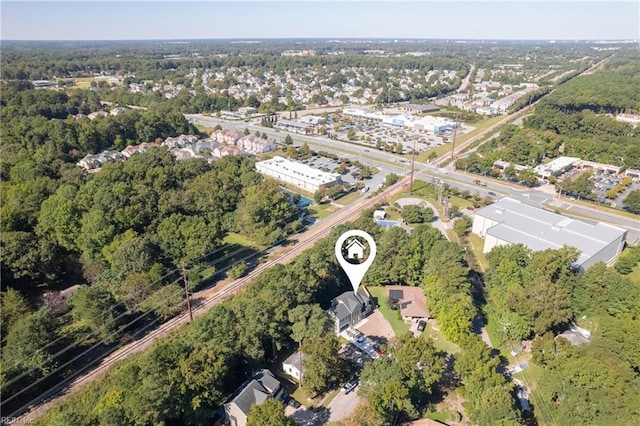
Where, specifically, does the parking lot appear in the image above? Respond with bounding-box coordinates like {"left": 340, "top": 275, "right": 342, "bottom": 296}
{"left": 323, "top": 114, "right": 474, "bottom": 155}
{"left": 558, "top": 168, "right": 640, "bottom": 208}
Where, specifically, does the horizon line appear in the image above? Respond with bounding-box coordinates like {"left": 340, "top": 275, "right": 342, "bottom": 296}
{"left": 3, "top": 37, "right": 639, "bottom": 42}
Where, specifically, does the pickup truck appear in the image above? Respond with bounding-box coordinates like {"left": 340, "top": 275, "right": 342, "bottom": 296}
{"left": 472, "top": 179, "right": 487, "bottom": 187}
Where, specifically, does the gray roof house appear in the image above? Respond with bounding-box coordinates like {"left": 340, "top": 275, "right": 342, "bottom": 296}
{"left": 223, "top": 369, "right": 282, "bottom": 426}
{"left": 327, "top": 289, "right": 375, "bottom": 334}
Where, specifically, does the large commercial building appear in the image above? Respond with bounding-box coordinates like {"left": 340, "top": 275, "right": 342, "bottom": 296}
{"left": 255, "top": 156, "right": 342, "bottom": 192}
{"left": 342, "top": 108, "right": 457, "bottom": 132}
{"left": 472, "top": 198, "right": 626, "bottom": 272}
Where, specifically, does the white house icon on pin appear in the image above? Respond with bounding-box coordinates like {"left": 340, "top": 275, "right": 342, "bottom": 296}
{"left": 345, "top": 239, "right": 365, "bottom": 260}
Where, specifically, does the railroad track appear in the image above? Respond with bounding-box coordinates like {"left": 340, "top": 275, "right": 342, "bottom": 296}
{"left": 14, "top": 178, "right": 408, "bottom": 422}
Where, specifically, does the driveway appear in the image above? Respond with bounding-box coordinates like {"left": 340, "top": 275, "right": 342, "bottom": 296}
{"left": 327, "top": 385, "right": 362, "bottom": 423}
{"left": 354, "top": 310, "right": 396, "bottom": 343}
{"left": 287, "top": 406, "right": 331, "bottom": 426}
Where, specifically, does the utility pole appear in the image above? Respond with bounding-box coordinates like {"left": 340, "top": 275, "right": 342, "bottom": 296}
{"left": 180, "top": 261, "right": 193, "bottom": 322}
{"left": 410, "top": 137, "right": 416, "bottom": 193}
{"left": 450, "top": 113, "right": 460, "bottom": 162}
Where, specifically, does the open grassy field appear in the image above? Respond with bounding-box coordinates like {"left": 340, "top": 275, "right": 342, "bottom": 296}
{"left": 417, "top": 114, "right": 506, "bottom": 162}
{"left": 307, "top": 202, "right": 338, "bottom": 219}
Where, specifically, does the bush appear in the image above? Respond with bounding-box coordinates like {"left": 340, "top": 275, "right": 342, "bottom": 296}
{"left": 401, "top": 205, "right": 434, "bottom": 224}
{"left": 228, "top": 261, "right": 247, "bottom": 280}
{"left": 614, "top": 246, "right": 640, "bottom": 275}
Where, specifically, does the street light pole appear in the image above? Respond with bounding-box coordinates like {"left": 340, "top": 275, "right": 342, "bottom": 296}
{"left": 410, "top": 137, "right": 416, "bottom": 193}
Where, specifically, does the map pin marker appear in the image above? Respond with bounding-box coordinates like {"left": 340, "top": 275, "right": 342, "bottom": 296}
{"left": 335, "top": 230, "right": 377, "bottom": 293}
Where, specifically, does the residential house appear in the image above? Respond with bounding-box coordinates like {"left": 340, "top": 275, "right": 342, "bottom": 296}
{"left": 327, "top": 289, "right": 375, "bottom": 334}
{"left": 120, "top": 142, "right": 159, "bottom": 158}
{"left": 77, "top": 150, "right": 124, "bottom": 170}
{"left": 162, "top": 134, "right": 198, "bottom": 149}
{"left": 282, "top": 351, "right": 305, "bottom": 381}
{"left": 194, "top": 139, "right": 220, "bottom": 154}
{"left": 171, "top": 147, "right": 198, "bottom": 161}
{"left": 109, "top": 107, "right": 128, "bottom": 116}
{"left": 237, "top": 135, "right": 277, "bottom": 154}
{"left": 87, "top": 111, "right": 109, "bottom": 120}
{"left": 386, "top": 285, "right": 429, "bottom": 321}
{"left": 223, "top": 369, "right": 282, "bottom": 426}
{"left": 213, "top": 145, "right": 245, "bottom": 159}
{"left": 214, "top": 129, "right": 245, "bottom": 146}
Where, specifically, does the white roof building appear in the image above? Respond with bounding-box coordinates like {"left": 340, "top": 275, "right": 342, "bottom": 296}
{"left": 533, "top": 156, "right": 580, "bottom": 178}
{"left": 255, "top": 156, "right": 342, "bottom": 193}
{"left": 472, "top": 198, "right": 626, "bottom": 272}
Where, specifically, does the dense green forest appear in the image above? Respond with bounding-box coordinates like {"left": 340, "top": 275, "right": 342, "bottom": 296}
{"left": 0, "top": 81, "right": 299, "bottom": 411}
{"left": 458, "top": 50, "right": 640, "bottom": 173}
{"left": 485, "top": 245, "right": 640, "bottom": 425}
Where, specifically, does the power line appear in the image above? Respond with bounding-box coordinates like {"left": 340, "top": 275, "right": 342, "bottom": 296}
{"left": 2, "top": 206, "right": 309, "bottom": 389}
{"left": 6, "top": 179, "right": 408, "bottom": 419}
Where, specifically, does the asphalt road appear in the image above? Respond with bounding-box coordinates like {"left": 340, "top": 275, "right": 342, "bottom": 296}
{"left": 189, "top": 113, "right": 639, "bottom": 242}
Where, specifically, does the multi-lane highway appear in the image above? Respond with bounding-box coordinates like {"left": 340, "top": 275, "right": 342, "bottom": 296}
{"left": 189, "top": 113, "right": 639, "bottom": 242}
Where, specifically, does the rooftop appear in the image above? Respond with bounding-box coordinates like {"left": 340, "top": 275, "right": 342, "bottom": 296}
{"left": 534, "top": 156, "right": 579, "bottom": 173}
{"left": 386, "top": 285, "right": 429, "bottom": 318}
{"left": 476, "top": 198, "right": 626, "bottom": 266}
{"left": 256, "top": 156, "right": 340, "bottom": 185}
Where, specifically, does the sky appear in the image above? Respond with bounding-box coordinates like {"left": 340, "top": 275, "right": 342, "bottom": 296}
{"left": 1, "top": 1, "right": 639, "bottom": 41}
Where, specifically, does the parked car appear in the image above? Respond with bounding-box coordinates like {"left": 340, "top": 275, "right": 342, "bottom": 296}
{"left": 417, "top": 320, "right": 427, "bottom": 332}
{"left": 287, "top": 397, "right": 301, "bottom": 409}
{"left": 488, "top": 191, "right": 496, "bottom": 196}
{"left": 465, "top": 206, "right": 475, "bottom": 211}
{"left": 510, "top": 346, "right": 523, "bottom": 357}
{"left": 373, "top": 343, "right": 385, "bottom": 356}
{"left": 341, "top": 379, "right": 358, "bottom": 394}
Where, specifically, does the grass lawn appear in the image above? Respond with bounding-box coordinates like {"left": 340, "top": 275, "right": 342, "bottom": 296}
{"left": 194, "top": 124, "right": 217, "bottom": 133}
{"left": 367, "top": 286, "right": 410, "bottom": 336}
{"left": 466, "top": 233, "right": 489, "bottom": 272}
{"left": 307, "top": 202, "right": 338, "bottom": 219}
{"left": 629, "top": 262, "right": 640, "bottom": 285}
{"left": 417, "top": 143, "right": 453, "bottom": 163}
{"left": 291, "top": 384, "right": 340, "bottom": 409}
{"left": 416, "top": 115, "right": 506, "bottom": 162}
{"left": 335, "top": 190, "right": 362, "bottom": 206}
{"left": 446, "top": 229, "right": 460, "bottom": 243}
{"left": 424, "top": 409, "right": 461, "bottom": 423}
{"left": 223, "top": 232, "right": 259, "bottom": 248}
{"left": 484, "top": 310, "right": 509, "bottom": 353}
{"left": 425, "top": 321, "right": 461, "bottom": 354}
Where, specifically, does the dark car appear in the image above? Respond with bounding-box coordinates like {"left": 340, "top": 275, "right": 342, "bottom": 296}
{"left": 488, "top": 191, "right": 496, "bottom": 196}
{"left": 373, "top": 343, "right": 386, "bottom": 356}
{"left": 287, "top": 397, "right": 301, "bottom": 409}
{"left": 417, "top": 320, "right": 427, "bottom": 332}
